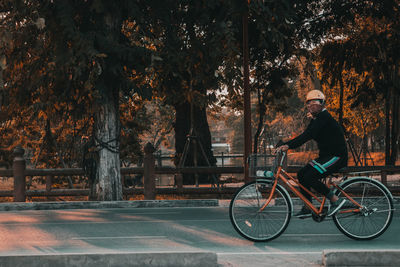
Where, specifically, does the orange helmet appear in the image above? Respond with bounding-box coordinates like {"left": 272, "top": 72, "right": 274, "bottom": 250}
{"left": 306, "top": 90, "right": 325, "bottom": 103}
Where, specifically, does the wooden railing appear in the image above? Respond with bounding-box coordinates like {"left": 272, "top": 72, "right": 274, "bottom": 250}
{"left": 1, "top": 145, "right": 399, "bottom": 202}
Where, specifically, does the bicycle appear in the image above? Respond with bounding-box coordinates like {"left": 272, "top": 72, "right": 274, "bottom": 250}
{"left": 229, "top": 152, "right": 394, "bottom": 242}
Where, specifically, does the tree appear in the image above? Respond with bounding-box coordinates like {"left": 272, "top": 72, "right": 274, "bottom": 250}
{"left": 318, "top": 0, "right": 400, "bottom": 164}
{"left": 1, "top": 0, "right": 153, "bottom": 200}
{"left": 320, "top": 68, "right": 385, "bottom": 165}
{"left": 128, "top": 1, "right": 243, "bottom": 184}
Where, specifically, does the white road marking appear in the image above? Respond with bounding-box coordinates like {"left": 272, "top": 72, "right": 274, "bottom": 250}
{"left": 71, "top": 236, "right": 167, "bottom": 240}
{"left": 114, "top": 212, "right": 181, "bottom": 215}
{"left": 217, "top": 252, "right": 321, "bottom": 255}
{"left": 282, "top": 233, "right": 342, "bottom": 236}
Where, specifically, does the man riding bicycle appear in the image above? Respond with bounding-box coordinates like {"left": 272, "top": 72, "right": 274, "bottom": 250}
{"left": 276, "top": 90, "right": 348, "bottom": 218}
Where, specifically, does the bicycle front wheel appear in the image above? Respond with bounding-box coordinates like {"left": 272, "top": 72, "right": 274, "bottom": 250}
{"left": 229, "top": 180, "right": 292, "bottom": 242}
{"left": 333, "top": 177, "right": 394, "bottom": 240}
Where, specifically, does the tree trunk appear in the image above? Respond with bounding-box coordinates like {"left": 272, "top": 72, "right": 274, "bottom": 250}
{"left": 92, "top": 88, "right": 122, "bottom": 201}
{"left": 253, "top": 88, "right": 266, "bottom": 154}
{"left": 389, "top": 92, "right": 399, "bottom": 165}
{"left": 87, "top": 11, "right": 123, "bottom": 201}
{"left": 174, "top": 101, "right": 216, "bottom": 185}
{"left": 385, "top": 89, "right": 391, "bottom": 165}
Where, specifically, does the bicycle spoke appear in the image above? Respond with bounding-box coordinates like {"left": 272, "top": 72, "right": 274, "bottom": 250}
{"left": 230, "top": 181, "right": 291, "bottom": 241}
{"left": 360, "top": 183, "right": 367, "bottom": 205}
{"left": 333, "top": 178, "right": 393, "bottom": 240}
{"left": 375, "top": 209, "right": 394, "bottom": 213}
{"left": 365, "top": 196, "right": 388, "bottom": 208}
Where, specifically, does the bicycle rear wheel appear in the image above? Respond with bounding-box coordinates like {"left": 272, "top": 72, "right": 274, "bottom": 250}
{"left": 229, "top": 180, "right": 292, "bottom": 242}
{"left": 333, "top": 177, "right": 394, "bottom": 240}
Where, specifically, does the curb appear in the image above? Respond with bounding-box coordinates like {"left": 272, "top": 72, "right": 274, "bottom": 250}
{"left": 0, "top": 252, "right": 218, "bottom": 267}
{"left": 0, "top": 199, "right": 218, "bottom": 211}
{"left": 0, "top": 197, "right": 398, "bottom": 211}
{"left": 322, "top": 250, "right": 400, "bottom": 266}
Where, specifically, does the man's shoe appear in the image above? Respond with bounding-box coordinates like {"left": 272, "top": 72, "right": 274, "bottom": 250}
{"left": 327, "top": 198, "right": 347, "bottom": 216}
{"left": 295, "top": 206, "right": 312, "bottom": 219}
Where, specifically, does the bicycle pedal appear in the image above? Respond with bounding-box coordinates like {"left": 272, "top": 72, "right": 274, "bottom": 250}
{"left": 296, "top": 214, "right": 312, "bottom": 219}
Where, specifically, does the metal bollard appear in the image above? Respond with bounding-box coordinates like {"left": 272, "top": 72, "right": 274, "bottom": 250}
{"left": 144, "top": 142, "right": 156, "bottom": 200}
{"left": 13, "top": 146, "right": 26, "bottom": 202}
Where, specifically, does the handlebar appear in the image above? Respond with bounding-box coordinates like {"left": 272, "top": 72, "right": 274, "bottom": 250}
{"left": 275, "top": 150, "right": 287, "bottom": 167}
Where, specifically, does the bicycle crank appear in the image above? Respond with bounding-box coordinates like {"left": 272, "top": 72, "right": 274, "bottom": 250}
{"left": 312, "top": 207, "right": 328, "bottom": 222}
{"left": 312, "top": 212, "right": 326, "bottom": 222}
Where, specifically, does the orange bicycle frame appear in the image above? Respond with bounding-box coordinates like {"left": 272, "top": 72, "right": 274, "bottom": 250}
{"left": 259, "top": 164, "right": 361, "bottom": 215}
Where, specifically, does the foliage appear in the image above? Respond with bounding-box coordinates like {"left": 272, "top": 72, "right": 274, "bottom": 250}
{"left": 319, "top": 12, "right": 400, "bottom": 105}
{"left": 0, "top": 0, "right": 398, "bottom": 186}
{"left": 317, "top": 0, "right": 400, "bottom": 164}
{"left": 0, "top": 1, "right": 159, "bottom": 199}
{"left": 125, "top": 1, "right": 244, "bottom": 180}
{"left": 322, "top": 69, "right": 385, "bottom": 138}
{"left": 0, "top": 1, "right": 154, "bottom": 166}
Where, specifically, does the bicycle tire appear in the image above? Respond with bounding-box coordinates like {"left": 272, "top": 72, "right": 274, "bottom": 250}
{"left": 229, "top": 180, "right": 292, "bottom": 242}
{"left": 333, "top": 177, "right": 394, "bottom": 240}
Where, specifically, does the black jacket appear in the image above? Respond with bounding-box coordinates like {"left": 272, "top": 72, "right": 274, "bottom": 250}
{"left": 285, "top": 110, "right": 348, "bottom": 159}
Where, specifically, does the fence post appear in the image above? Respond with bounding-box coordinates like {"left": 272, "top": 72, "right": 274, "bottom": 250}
{"left": 175, "top": 173, "right": 183, "bottom": 192}
{"left": 46, "top": 175, "right": 53, "bottom": 192}
{"left": 157, "top": 151, "right": 162, "bottom": 167}
{"left": 144, "top": 142, "right": 156, "bottom": 200}
{"left": 13, "top": 146, "right": 26, "bottom": 202}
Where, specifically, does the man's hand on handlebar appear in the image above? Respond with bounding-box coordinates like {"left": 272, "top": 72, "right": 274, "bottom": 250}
{"left": 275, "top": 145, "right": 289, "bottom": 153}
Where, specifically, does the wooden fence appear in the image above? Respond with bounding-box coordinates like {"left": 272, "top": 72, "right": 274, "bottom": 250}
{"left": 1, "top": 145, "right": 399, "bottom": 202}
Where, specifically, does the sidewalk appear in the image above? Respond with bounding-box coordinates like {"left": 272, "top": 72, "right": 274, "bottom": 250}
{"left": 0, "top": 252, "right": 218, "bottom": 267}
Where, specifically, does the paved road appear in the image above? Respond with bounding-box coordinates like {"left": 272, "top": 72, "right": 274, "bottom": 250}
{"left": 0, "top": 204, "right": 398, "bottom": 266}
